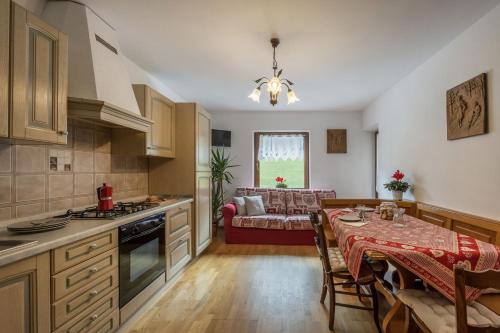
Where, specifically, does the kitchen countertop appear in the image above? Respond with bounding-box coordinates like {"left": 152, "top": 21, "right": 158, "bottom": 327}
{"left": 0, "top": 197, "right": 193, "bottom": 268}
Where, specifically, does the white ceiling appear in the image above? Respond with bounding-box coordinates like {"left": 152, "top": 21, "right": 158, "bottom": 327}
{"left": 80, "top": 0, "right": 500, "bottom": 112}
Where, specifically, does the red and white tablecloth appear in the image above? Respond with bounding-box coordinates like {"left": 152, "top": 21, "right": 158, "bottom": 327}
{"left": 324, "top": 208, "right": 500, "bottom": 302}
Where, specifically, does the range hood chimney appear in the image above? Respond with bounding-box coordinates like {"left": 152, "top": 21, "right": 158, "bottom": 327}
{"left": 43, "top": 0, "right": 152, "bottom": 132}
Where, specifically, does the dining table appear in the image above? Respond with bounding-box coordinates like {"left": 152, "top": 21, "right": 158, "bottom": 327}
{"left": 323, "top": 207, "right": 500, "bottom": 333}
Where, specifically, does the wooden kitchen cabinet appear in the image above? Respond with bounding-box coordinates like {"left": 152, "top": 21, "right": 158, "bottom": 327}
{"left": 165, "top": 203, "right": 193, "bottom": 280}
{"left": 0, "top": 0, "right": 9, "bottom": 138}
{"left": 149, "top": 103, "right": 212, "bottom": 256}
{"left": 195, "top": 107, "right": 211, "bottom": 171}
{"left": 9, "top": 3, "right": 68, "bottom": 144}
{"left": 195, "top": 172, "right": 212, "bottom": 254}
{"left": 0, "top": 252, "right": 51, "bottom": 333}
{"left": 113, "top": 84, "right": 175, "bottom": 158}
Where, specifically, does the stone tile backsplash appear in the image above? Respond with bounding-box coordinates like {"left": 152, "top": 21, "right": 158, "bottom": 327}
{"left": 0, "top": 120, "right": 149, "bottom": 222}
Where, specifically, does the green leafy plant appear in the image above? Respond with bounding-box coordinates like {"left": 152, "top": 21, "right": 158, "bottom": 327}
{"left": 211, "top": 149, "right": 239, "bottom": 226}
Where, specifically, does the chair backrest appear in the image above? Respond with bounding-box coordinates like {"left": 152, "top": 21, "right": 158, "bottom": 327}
{"left": 454, "top": 267, "right": 500, "bottom": 333}
{"left": 309, "top": 212, "right": 333, "bottom": 275}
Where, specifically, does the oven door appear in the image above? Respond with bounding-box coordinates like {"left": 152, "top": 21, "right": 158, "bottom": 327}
{"left": 119, "top": 222, "right": 165, "bottom": 307}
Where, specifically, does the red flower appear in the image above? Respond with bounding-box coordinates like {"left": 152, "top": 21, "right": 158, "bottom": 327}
{"left": 392, "top": 170, "right": 405, "bottom": 181}
{"left": 275, "top": 177, "right": 284, "bottom": 183}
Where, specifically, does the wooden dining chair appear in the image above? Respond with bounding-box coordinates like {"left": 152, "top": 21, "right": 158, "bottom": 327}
{"left": 308, "top": 212, "right": 382, "bottom": 333}
{"left": 398, "top": 267, "right": 500, "bottom": 333}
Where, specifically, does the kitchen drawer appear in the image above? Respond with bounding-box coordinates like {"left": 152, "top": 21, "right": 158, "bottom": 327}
{"left": 166, "top": 231, "right": 192, "bottom": 280}
{"left": 52, "top": 230, "right": 117, "bottom": 274}
{"left": 166, "top": 204, "right": 191, "bottom": 244}
{"left": 52, "top": 267, "right": 118, "bottom": 329}
{"left": 54, "top": 289, "right": 118, "bottom": 333}
{"left": 52, "top": 248, "right": 118, "bottom": 301}
{"left": 87, "top": 309, "right": 119, "bottom": 333}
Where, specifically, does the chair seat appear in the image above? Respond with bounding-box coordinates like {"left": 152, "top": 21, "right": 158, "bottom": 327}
{"left": 327, "top": 247, "right": 348, "bottom": 272}
{"left": 397, "top": 289, "right": 500, "bottom": 333}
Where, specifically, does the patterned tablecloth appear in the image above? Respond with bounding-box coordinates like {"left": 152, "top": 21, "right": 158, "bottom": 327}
{"left": 324, "top": 208, "right": 500, "bottom": 302}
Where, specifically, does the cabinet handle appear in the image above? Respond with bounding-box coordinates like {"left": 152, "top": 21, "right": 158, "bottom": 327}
{"left": 147, "top": 146, "right": 152, "bottom": 150}
{"left": 58, "top": 130, "right": 68, "bottom": 135}
{"left": 90, "top": 314, "right": 99, "bottom": 321}
{"left": 89, "top": 290, "right": 99, "bottom": 297}
{"left": 89, "top": 267, "right": 99, "bottom": 274}
{"left": 89, "top": 243, "right": 98, "bottom": 250}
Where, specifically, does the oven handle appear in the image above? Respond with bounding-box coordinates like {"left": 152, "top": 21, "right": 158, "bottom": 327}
{"left": 120, "top": 222, "right": 165, "bottom": 244}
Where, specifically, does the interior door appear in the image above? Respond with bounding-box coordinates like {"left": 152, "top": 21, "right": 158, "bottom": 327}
{"left": 195, "top": 106, "right": 211, "bottom": 171}
{"left": 0, "top": 0, "right": 9, "bottom": 137}
{"left": 195, "top": 172, "right": 211, "bottom": 255}
{"left": 11, "top": 4, "right": 68, "bottom": 144}
{"left": 147, "top": 88, "right": 175, "bottom": 157}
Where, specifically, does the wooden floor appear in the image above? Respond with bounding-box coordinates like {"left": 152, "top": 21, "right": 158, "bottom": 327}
{"left": 126, "top": 231, "right": 379, "bottom": 333}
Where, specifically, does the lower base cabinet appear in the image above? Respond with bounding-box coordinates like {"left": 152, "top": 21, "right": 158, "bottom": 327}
{"left": 51, "top": 230, "right": 119, "bottom": 333}
{"left": 0, "top": 252, "right": 50, "bottom": 333}
{"left": 166, "top": 232, "right": 192, "bottom": 280}
{"left": 166, "top": 203, "right": 193, "bottom": 281}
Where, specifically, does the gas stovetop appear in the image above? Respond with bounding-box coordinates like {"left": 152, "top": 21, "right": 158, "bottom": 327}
{"left": 61, "top": 201, "right": 160, "bottom": 220}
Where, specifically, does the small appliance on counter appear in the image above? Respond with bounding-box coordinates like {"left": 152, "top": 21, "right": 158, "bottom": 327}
{"left": 97, "top": 183, "right": 113, "bottom": 211}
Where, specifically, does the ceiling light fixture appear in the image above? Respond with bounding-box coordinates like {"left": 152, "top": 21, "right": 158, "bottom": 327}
{"left": 248, "top": 38, "right": 299, "bottom": 106}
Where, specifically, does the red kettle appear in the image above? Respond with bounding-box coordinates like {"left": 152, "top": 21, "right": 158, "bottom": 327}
{"left": 97, "top": 183, "right": 113, "bottom": 211}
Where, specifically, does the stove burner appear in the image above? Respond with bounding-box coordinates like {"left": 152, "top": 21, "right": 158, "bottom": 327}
{"left": 67, "top": 201, "right": 160, "bottom": 219}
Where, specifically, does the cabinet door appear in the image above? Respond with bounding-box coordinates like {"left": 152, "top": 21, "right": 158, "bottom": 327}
{"left": 0, "top": 0, "right": 9, "bottom": 137}
{"left": 195, "top": 106, "right": 211, "bottom": 171}
{"left": 11, "top": 4, "right": 68, "bottom": 144}
{"left": 0, "top": 252, "right": 50, "bottom": 333}
{"left": 146, "top": 87, "right": 175, "bottom": 157}
{"left": 195, "top": 172, "right": 211, "bottom": 255}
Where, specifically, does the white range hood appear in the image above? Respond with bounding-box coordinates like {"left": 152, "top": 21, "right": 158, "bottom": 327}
{"left": 43, "top": 0, "right": 152, "bottom": 132}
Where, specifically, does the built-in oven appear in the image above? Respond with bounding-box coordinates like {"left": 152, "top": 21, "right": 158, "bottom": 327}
{"left": 119, "top": 212, "right": 166, "bottom": 308}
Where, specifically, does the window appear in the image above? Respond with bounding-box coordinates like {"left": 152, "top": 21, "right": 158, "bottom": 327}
{"left": 254, "top": 132, "right": 310, "bottom": 188}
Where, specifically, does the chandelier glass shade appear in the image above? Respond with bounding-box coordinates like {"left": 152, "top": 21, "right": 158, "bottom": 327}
{"left": 248, "top": 38, "right": 299, "bottom": 106}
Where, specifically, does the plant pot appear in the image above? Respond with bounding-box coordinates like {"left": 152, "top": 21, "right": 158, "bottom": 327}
{"left": 392, "top": 191, "right": 403, "bottom": 201}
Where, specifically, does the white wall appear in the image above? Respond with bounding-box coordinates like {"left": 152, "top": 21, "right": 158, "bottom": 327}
{"left": 212, "top": 111, "right": 375, "bottom": 198}
{"left": 363, "top": 4, "right": 500, "bottom": 219}
{"left": 123, "top": 56, "right": 185, "bottom": 102}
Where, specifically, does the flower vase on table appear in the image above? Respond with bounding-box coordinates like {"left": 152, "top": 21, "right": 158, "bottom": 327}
{"left": 384, "top": 169, "right": 410, "bottom": 201}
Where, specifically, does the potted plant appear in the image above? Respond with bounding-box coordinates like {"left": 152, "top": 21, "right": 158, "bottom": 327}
{"left": 275, "top": 176, "right": 288, "bottom": 188}
{"left": 211, "top": 148, "right": 239, "bottom": 237}
{"left": 384, "top": 169, "right": 410, "bottom": 201}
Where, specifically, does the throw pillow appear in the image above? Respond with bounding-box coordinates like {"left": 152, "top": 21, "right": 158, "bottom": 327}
{"left": 233, "top": 197, "right": 247, "bottom": 216}
{"left": 244, "top": 196, "right": 266, "bottom": 216}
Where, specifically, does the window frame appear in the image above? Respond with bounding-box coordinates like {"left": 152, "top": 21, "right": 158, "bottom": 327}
{"left": 253, "top": 131, "right": 310, "bottom": 189}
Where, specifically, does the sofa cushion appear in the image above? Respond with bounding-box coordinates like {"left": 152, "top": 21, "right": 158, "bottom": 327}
{"left": 286, "top": 189, "right": 336, "bottom": 215}
{"left": 233, "top": 197, "right": 247, "bottom": 215}
{"left": 397, "top": 289, "right": 500, "bottom": 333}
{"left": 244, "top": 196, "right": 266, "bottom": 216}
{"left": 232, "top": 214, "right": 287, "bottom": 230}
{"left": 285, "top": 215, "right": 314, "bottom": 230}
{"left": 236, "top": 188, "right": 286, "bottom": 214}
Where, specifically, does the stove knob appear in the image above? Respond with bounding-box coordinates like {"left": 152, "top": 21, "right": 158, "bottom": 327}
{"left": 133, "top": 226, "right": 140, "bottom": 234}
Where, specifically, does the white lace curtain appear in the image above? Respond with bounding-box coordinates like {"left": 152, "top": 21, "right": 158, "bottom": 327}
{"left": 258, "top": 134, "right": 305, "bottom": 161}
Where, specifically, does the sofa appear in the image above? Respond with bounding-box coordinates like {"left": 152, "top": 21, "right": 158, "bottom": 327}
{"left": 222, "top": 187, "right": 336, "bottom": 245}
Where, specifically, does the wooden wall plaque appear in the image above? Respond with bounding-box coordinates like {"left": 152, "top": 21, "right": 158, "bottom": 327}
{"left": 327, "top": 129, "right": 347, "bottom": 153}
{"left": 446, "top": 73, "right": 487, "bottom": 140}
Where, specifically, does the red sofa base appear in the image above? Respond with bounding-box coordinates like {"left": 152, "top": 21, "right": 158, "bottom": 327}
{"left": 222, "top": 202, "right": 316, "bottom": 245}
{"left": 225, "top": 227, "right": 315, "bottom": 245}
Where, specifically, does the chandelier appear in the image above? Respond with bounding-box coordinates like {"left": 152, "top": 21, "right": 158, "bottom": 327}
{"left": 248, "top": 38, "right": 299, "bottom": 106}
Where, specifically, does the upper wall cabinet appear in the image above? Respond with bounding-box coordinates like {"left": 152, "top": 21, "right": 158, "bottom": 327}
{"left": 113, "top": 84, "right": 176, "bottom": 158}
{"left": 8, "top": 3, "right": 68, "bottom": 144}
{"left": 0, "top": 0, "right": 10, "bottom": 138}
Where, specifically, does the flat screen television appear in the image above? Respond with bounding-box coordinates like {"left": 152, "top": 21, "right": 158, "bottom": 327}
{"left": 212, "top": 129, "right": 231, "bottom": 147}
